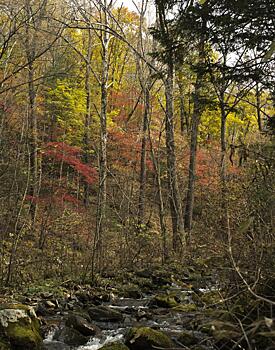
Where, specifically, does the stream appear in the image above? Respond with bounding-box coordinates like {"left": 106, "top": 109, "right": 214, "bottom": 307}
{"left": 42, "top": 283, "right": 215, "bottom": 350}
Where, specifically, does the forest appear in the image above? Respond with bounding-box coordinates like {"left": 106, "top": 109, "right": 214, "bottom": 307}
{"left": 0, "top": 0, "right": 274, "bottom": 349}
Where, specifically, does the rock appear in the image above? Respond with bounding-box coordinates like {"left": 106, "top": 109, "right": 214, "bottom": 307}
{"left": 41, "top": 292, "right": 53, "bottom": 299}
{"left": 42, "top": 341, "right": 70, "bottom": 350}
{"left": 36, "top": 303, "right": 54, "bottom": 317}
{"left": 150, "top": 294, "right": 179, "bottom": 308}
{"left": 65, "top": 313, "right": 100, "bottom": 336}
{"left": 122, "top": 285, "right": 142, "bottom": 299}
{"left": 75, "top": 291, "right": 91, "bottom": 304}
{"left": 178, "top": 330, "right": 199, "bottom": 346}
{"left": 100, "top": 342, "right": 129, "bottom": 350}
{"left": 88, "top": 306, "right": 123, "bottom": 322}
{"left": 125, "top": 327, "right": 174, "bottom": 350}
{"left": 172, "top": 303, "right": 197, "bottom": 312}
{"left": 0, "top": 339, "right": 10, "bottom": 349}
{"left": 53, "top": 326, "right": 89, "bottom": 346}
{"left": 0, "top": 303, "right": 42, "bottom": 349}
{"left": 45, "top": 301, "right": 56, "bottom": 309}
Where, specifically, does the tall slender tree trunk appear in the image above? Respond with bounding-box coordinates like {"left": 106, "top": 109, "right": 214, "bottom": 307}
{"left": 220, "top": 97, "right": 227, "bottom": 185}
{"left": 220, "top": 95, "right": 229, "bottom": 236}
{"left": 138, "top": 86, "right": 150, "bottom": 223}
{"left": 149, "top": 129, "right": 168, "bottom": 263}
{"left": 84, "top": 29, "right": 92, "bottom": 206}
{"left": 184, "top": 83, "right": 201, "bottom": 233}
{"left": 184, "top": 31, "right": 205, "bottom": 234}
{"left": 25, "top": 0, "right": 39, "bottom": 224}
{"left": 256, "top": 83, "right": 262, "bottom": 132}
{"left": 178, "top": 80, "right": 188, "bottom": 135}
{"left": 165, "top": 59, "right": 185, "bottom": 251}
{"left": 95, "top": 3, "right": 109, "bottom": 271}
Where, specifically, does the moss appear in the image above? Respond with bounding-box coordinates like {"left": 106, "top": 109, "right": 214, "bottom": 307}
{"left": 200, "top": 291, "right": 221, "bottom": 305}
{"left": 0, "top": 304, "right": 42, "bottom": 349}
{"left": 153, "top": 294, "right": 179, "bottom": 308}
{"left": 100, "top": 342, "right": 129, "bottom": 350}
{"left": 0, "top": 304, "right": 32, "bottom": 312}
{"left": 125, "top": 327, "right": 174, "bottom": 350}
{"left": 172, "top": 303, "right": 197, "bottom": 312}
{"left": 6, "top": 321, "right": 42, "bottom": 349}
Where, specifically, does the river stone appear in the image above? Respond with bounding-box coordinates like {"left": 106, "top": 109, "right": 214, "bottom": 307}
{"left": 178, "top": 330, "right": 199, "bottom": 346}
{"left": 53, "top": 326, "right": 89, "bottom": 346}
{"left": 150, "top": 294, "right": 179, "bottom": 308}
{"left": 100, "top": 342, "right": 129, "bottom": 350}
{"left": 42, "top": 341, "right": 70, "bottom": 350}
{"left": 125, "top": 327, "right": 174, "bottom": 350}
{"left": 0, "top": 304, "right": 42, "bottom": 349}
{"left": 88, "top": 306, "right": 123, "bottom": 322}
{"left": 65, "top": 313, "right": 100, "bottom": 336}
{"left": 122, "top": 285, "right": 142, "bottom": 299}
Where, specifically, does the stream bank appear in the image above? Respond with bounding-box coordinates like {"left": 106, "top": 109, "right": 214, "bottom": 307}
{"left": 0, "top": 265, "right": 274, "bottom": 349}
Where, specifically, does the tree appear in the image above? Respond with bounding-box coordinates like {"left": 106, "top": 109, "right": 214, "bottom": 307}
{"left": 154, "top": 0, "right": 186, "bottom": 251}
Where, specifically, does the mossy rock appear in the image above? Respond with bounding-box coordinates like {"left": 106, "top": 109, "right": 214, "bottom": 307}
{"left": 121, "top": 285, "right": 142, "bottom": 299}
{"left": 151, "top": 294, "right": 179, "bottom": 308}
{"left": 125, "top": 327, "right": 174, "bottom": 350}
{"left": 0, "top": 304, "right": 42, "bottom": 349}
{"left": 200, "top": 291, "right": 222, "bottom": 305}
{"left": 178, "top": 330, "right": 199, "bottom": 346}
{"left": 172, "top": 303, "right": 197, "bottom": 312}
{"left": 0, "top": 339, "right": 10, "bottom": 350}
{"left": 100, "top": 342, "right": 129, "bottom": 350}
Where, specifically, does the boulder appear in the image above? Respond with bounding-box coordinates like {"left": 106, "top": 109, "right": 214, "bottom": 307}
{"left": 88, "top": 306, "right": 123, "bottom": 322}
{"left": 0, "top": 304, "right": 42, "bottom": 349}
{"left": 53, "top": 326, "right": 88, "bottom": 346}
{"left": 125, "top": 327, "right": 174, "bottom": 350}
{"left": 65, "top": 313, "right": 100, "bottom": 336}
{"left": 100, "top": 342, "right": 129, "bottom": 350}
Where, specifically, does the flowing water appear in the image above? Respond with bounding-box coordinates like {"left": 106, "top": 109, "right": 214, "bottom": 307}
{"left": 43, "top": 283, "right": 214, "bottom": 350}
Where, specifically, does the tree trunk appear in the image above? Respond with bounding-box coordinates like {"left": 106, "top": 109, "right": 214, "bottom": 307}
{"left": 220, "top": 95, "right": 229, "bottom": 236}
{"left": 138, "top": 86, "right": 150, "bottom": 223}
{"left": 256, "top": 83, "right": 262, "bottom": 132}
{"left": 165, "top": 59, "right": 185, "bottom": 251}
{"left": 84, "top": 29, "right": 92, "bottom": 206}
{"left": 184, "top": 32, "right": 205, "bottom": 234}
{"left": 184, "top": 83, "right": 201, "bottom": 233}
{"left": 95, "top": 3, "right": 109, "bottom": 272}
{"left": 25, "top": 0, "right": 39, "bottom": 224}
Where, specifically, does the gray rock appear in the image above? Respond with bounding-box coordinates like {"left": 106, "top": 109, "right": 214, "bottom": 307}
{"left": 88, "top": 306, "right": 123, "bottom": 322}
{"left": 65, "top": 313, "right": 100, "bottom": 336}
{"left": 53, "top": 326, "right": 89, "bottom": 346}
